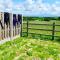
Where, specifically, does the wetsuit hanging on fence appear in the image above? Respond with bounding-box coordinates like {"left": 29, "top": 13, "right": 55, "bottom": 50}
{"left": 13, "top": 14, "right": 18, "bottom": 26}
{"left": 18, "top": 14, "right": 22, "bottom": 24}
{"left": 4, "top": 12, "right": 10, "bottom": 26}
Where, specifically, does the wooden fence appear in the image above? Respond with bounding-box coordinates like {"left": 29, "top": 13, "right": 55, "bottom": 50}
{"left": 0, "top": 24, "right": 21, "bottom": 40}
{"left": 22, "top": 20, "right": 60, "bottom": 40}
{"left": 0, "top": 12, "right": 22, "bottom": 41}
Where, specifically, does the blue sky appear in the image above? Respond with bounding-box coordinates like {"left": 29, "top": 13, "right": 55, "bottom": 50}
{"left": 0, "top": 0, "right": 60, "bottom": 17}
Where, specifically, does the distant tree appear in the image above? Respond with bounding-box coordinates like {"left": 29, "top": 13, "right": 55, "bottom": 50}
{"left": 57, "top": 17, "right": 60, "bottom": 20}
{"left": 44, "top": 17, "right": 50, "bottom": 21}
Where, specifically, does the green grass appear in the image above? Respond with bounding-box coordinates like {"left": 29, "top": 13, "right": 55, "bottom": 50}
{"left": 0, "top": 37, "right": 60, "bottom": 60}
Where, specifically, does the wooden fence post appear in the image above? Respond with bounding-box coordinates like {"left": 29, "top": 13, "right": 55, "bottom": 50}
{"left": 21, "top": 15, "right": 23, "bottom": 37}
{"left": 27, "top": 17, "right": 28, "bottom": 37}
{"left": 52, "top": 22, "right": 55, "bottom": 40}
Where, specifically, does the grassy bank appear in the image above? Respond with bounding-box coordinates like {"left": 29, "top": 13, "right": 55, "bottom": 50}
{"left": 0, "top": 37, "right": 60, "bottom": 60}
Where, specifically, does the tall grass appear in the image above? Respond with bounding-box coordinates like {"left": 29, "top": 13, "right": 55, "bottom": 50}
{"left": 0, "top": 37, "right": 60, "bottom": 60}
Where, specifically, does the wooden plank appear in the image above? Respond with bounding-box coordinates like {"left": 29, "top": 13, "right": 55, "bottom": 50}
{"left": 4, "top": 24, "right": 7, "bottom": 38}
{"left": 15, "top": 24, "right": 17, "bottom": 35}
{"left": 22, "top": 32, "right": 52, "bottom": 36}
{"left": 23, "top": 27, "right": 52, "bottom": 31}
{"left": 18, "top": 23, "right": 20, "bottom": 35}
{"left": 55, "top": 25, "right": 60, "bottom": 26}
{"left": 23, "top": 23, "right": 53, "bottom": 26}
{"left": 55, "top": 30, "right": 60, "bottom": 32}
{"left": 17, "top": 14, "right": 19, "bottom": 35}
{"left": 13, "top": 26, "right": 15, "bottom": 36}
{"left": 23, "top": 23, "right": 60, "bottom": 26}
{"left": 10, "top": 13, "right": 13, "bottom": 39}
{"left": 16, "top": 14, "right": 18, "bottom": 35}
{"left": 22, "top": 32, "right": 60, "bottom": 38}
{"left": 2, "top": 12, "right": 4, "bottom": 39}
{"left": 7, "top": 24, "right": 9, "bottom": 37}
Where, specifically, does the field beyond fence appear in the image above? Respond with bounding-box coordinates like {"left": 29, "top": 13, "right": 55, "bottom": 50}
{"left": 22, "top": 20, "right": 60, "bottom": 40}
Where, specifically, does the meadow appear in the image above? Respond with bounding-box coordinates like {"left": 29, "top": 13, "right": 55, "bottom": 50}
{"left": 0, "top": 17, "right": 60, "bottom": 60}
{"left": 0, "top": 37, "right": 60, "bottom": 60}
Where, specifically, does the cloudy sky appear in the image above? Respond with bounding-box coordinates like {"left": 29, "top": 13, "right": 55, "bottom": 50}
{"left": 0, "top": 0, "right": 60, "bottom": 17}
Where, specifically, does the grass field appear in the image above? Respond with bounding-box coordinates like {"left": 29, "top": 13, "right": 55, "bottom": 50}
{"left": 0, "top": 37, "right": 60, "bottom": 60}
{"left": 22, "top": 20, "right": 60, "bottom": 40}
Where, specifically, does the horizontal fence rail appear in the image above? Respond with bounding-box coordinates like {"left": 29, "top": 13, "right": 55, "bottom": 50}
{"left": 23, "top": 27, "right": 60, "bottom": 32}
{"left": 23, "top": 27, "right": 53, "bottom": 31}
{"left": 23, "top": 23, "right": 60, "bottom": 26}
{"left": 22, "top": 32, "right": 60, "bottom": 37}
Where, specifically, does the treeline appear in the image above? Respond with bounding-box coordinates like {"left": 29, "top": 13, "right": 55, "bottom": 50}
{"left": 23, "top": 16, "right": 60, "bottom": 21}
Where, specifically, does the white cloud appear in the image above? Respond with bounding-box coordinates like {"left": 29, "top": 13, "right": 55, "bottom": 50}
{"left": 0, "top": 0, "right": 4, "bottom": 11}
{"left": 26, "top": 0, "right": 34, "bottom": 4}
{"left": 22, "top": 0, "right": 60, "bottom": 16}
{"left": 4, "top": 0, "right": 13, "bottom": 12}
{"left": 0, "top": 0, "right": 13, "bottom": 12}
{"left": 0, "top": 0, "right": 60, "bottom": 16}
